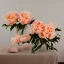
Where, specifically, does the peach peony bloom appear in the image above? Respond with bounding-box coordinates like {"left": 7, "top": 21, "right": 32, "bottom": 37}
{"left": 21, "top": 34, "right": 31, "bottom": 42}
{"left": 11, "top": 34, "right": 21, "bottom": 44}
{"left": 45, "top": 22, "right": 56, "bottom": 39}
{"left": 46, "top": 32, "right": 56, "bottom": 39}
{"left": 18, "top": 11, "right": 33, "bottom": 25}
{"left": 31, "top": 20, "right": 45, "bottom": 34}
{"left": 5, "top": 12, "right": 18, "bottom": 25}
{"left": 31, "top": 21, "right": 56, "bottom": 39}
{"left": 39, "top": 30, "right": 46, "bottom": 38}
{"left": 38, "top": 24, "right": 47, "bottom": 38}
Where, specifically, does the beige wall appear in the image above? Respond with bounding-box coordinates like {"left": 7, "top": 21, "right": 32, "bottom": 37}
{"left": 0, "top": 0, "right": 64, "bottom": 62}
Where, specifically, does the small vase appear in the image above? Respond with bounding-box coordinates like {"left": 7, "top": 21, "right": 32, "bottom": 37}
{"left": 8, "top": 45, "right": 18, "bottom": 53}
{"left": 23, "top": 43, "right": 32, "bottom": 50}
{"left": 18, "top": 44, "right": 24, "bottom": 51}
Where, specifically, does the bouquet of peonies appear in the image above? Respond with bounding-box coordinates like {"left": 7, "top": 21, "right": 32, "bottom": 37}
{"left": 2, "top": 11, "right": 34, "bottom": 34}
{"left": 2, "top": 11, "right": 61, "bottom": 53}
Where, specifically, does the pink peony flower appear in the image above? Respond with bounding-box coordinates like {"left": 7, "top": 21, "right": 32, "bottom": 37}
{"left": 5, "top": 11, "right": 18, "bottom": 25}
{"left": 38, "top": 24, "right": 47, "bottom": 38}
{"left": 31, "top": 20, "right": 45, "bottom": 34}
{"left": 39, "top": 30, "right": 46, "bottom": 38}
{"left": 18, "top": 11, "right": 33, "bottom": 25}
{"left": 45, "top": 22, "right": 56, "bottom": 39}
{"left": 31, "top": 21, "right": 56, "bottom": 39}
{"left": 21, "top": 34, "right": 31, "bottom": 42}
{"left": 11, "top": 34, "right": 21, "bottom": 44}
{"left": 31, "top": 20, "right": 46, "bottom": 38}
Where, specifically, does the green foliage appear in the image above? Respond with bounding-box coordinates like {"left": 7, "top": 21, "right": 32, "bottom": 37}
{"left": 47, "top": 36, "right": 60, "bottom": 43}
{"left": 2, "top": 24, "right": 8, "bottom": 27}
{"left": 10, "top": 24, "right": 16, "bottom": 31}
{"left": 29, "top": 33, "right": 60, "bottom": 53}
{"left": 55, "top": 28, "right": 61, "bottom": 31}
{"left": 2, "top": 22, "right": 27, "bottom": 35}
{"left": 2, "top": 24, "right": 10, "bottom": 29}
{"left": 29, "top": 19, "right": 35, "bottom": 24}
{"left": 32, "top": 39, "right": 45, "bottom": 53}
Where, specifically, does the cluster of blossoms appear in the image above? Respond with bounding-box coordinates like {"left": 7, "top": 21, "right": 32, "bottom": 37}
{"left": 5, "top": 11, "right": 33, "bottom": 25}
{"left": 11, "top": 34, "right": 31, "bottom": 44}
{"left": 3, "top": 11, "right": 61, "bottom": 53}
{"left": 11, "top": 21, "right": 56, "bottom": 44}
{"left": 5, "top": 11, "right": 32, "bottom": 44}
{"left": 31, "top": 21, "right": 56, "bottom": 39}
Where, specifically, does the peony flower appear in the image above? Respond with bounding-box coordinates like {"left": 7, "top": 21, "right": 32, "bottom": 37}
{"left": 18, "top": 11, "right": 33, "bottom": 25}
{"left": 5, "top": 11, "right": 18, "bottom": 25}
{"left": 46, "top": 32, "right": 56, "bottom": 39}
{"left": 21, "top": 34, "right": 31, "bottom": 42}
{"left": 45, "top": 22, "right": 56, "bottom": 39}
{"left": 39, "top": 30, "right": 46, "bottom": 38}
{"left": 31, "top": 20, "right": 46, "bottom": 35}
{"left": 11, "top": 34, "right": 21, "bottom": 44}
{"left": 11, "top": 37, "right": 17, "bottom": 44}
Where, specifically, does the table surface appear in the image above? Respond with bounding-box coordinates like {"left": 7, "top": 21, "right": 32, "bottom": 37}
{"left": 0, "top": 47, "right": 56, "bottom": 55}
{"left": 0, "top": 47, "right": 58, "bottom": 64}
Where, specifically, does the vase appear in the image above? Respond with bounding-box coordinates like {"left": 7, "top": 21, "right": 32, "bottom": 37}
{"left": 8, "top": 45, "right": 18, "bottom": 53}
{"left": 22, "top": 43, "right": 32, "bottom": 50}
{"left": 18, "top": 44, "right": 24, "bottom": 51}
{"left": 39, "top": 45, "right": 46, "bottom": 52}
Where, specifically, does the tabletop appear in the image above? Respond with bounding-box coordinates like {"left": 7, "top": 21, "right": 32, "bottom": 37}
{"left": 0, "top": 47, "right": 58, "bottom": 64}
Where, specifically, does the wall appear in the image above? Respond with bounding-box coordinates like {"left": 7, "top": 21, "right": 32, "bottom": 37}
{"left": 0, "top": 0, "right": 64, "bottom": 62}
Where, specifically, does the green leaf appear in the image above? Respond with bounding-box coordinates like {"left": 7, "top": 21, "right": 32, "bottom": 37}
{"left": 47, "top": 36, "right": 60, "bottom": 43}
{"left": 2, "top": 24, "right": 10, "bottom": 29}
{"left": 20, "top": 24, "right": 26, "bottom": 34}
{"left": 46, "top": 43, "right": 49, "bottom": 50}
{"left": 49, "top": 46, "right": 58, "bottom": 51}
{"left": 31, "top": 36, "right": 40, "bottom": 53}
{"left": 34, "top": 43, "right": 43, "bottom": 52}
{"left": 50, "top": 42, "right": 53, "bottom": 50}
{"left": 29, "top": 19, "right": 35, "bottom": 24}
{"left": 27, "top": 41, "right": 30, "bottom": 43}
{"left": 32, "top": 43, "right": 37, "bottom": 53}
{"left": 2, "top": 24, "right": 8, "bottom": 27}
{"left": 55, "top": 28, "right": 61, "bottom": 31}
{"left": 33, "top": 39, "right": 44, "bottom": 52}
{"left": 44, "top": 42, "right": 50, "bottom": 50}
{"left": 21, "top": 28, "right": 24, "bottom": 34}
{"left": 52, "top": 47, "right": 58, "bottom": 51}
{"left": 10, "top": 24, "right": 16, "bottom": 31}
{"left": 16, "top": 23, "right": 23, "bottom": 32}
{"left": 36, "top": 38, "right": 39, "bottom": 45}
{"left": 30, "top": 33, "right": 39, "bottom": 44}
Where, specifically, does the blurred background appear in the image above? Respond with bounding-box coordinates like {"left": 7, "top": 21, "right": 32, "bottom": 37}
{"left": 0, "top": 0, "right": 64, "bottom": 62}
